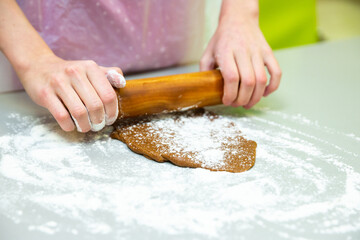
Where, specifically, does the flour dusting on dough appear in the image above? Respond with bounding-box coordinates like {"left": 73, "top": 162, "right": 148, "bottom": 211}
{"left": 113, "top": 109, "right": 256, "bottom": 172}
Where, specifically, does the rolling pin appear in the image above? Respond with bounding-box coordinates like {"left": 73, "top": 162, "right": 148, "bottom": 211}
{"left": 115, "top": 69, "right": 224, "bottom": 119}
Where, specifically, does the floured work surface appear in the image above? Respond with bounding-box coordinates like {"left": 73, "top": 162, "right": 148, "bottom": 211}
{"left": 111, "top": 109, "right": 257, "bottom": 173}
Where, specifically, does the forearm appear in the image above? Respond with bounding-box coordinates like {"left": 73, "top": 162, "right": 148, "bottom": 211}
{"left": 220, "top": 0, "right": 259, "bottom": 24}
{"left": 0, "top": 0, "right": 54, "bottom": 77}
{"left": 0, "top": 0, "right": 126, "bottom": 133}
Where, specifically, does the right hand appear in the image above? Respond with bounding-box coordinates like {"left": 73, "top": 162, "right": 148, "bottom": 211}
{"left": 20, "top": 53, "right": 125, "bottom": 132}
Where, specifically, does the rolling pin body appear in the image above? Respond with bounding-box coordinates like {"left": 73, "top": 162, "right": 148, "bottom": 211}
{"left": 115, "top": 70, "right": 224, "bottom": 119}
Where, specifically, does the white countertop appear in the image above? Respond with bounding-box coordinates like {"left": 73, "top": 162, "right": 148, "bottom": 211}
{"left": 0, "top": 37, "right": 359, "bottom": 240}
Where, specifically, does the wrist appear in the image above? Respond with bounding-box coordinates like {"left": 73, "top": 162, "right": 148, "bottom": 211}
{"left": 12, "top": 49, "right": 56, "bottom": 79}
{"left": 219, "top": 0, "right": 259, "bottom": 25}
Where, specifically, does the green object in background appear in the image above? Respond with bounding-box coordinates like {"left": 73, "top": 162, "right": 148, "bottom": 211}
{"left": 259, "top": 0, "right": 318, "bottom": 49}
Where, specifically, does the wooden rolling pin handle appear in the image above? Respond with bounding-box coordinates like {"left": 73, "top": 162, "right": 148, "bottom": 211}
{"left": 115, "top": 69, "right": 224, "bottom": 119}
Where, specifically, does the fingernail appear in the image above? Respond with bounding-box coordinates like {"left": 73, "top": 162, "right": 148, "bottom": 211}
{"left": 105, "top": 93, "right": 119, "bottom": 125}
{"left": 106, "top": 70, "right": 126, "bottom": 88}
{"left": 91, "top": 117, "right": 106, "bottom": 132}
{"left": 71, "top": 115, "right": 83, "bottom": 132}
{"left": 105, "top": 115, "right": 116, "bottom": 125}
{"left": 105, "top": 105, "right": 118, "bottom": 125}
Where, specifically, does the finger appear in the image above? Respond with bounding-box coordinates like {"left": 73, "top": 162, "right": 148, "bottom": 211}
{"left": 65, "top": 66, "right": 106, "bottom": 132}
{"left": 100, "top": 66, "right": 123, "bottom": 75}
{"left": 200, "top": 39, "right": 217, "bottom": 71}
{"left": 233, "top": 51, "right": 256, "bottom": 107}
{"left": 218, "top": 52, "right": 240, "bottom": 106}
{"left": 200, "top": 52, "right": 216, "bottom": 71}
{"left": 45, "top": 95, "right": 75, "bottom": 132}
{"left": 107, "top": 69, "right": 126, "bottom": 88}
{"left": 263, "top": 52, "right": 282, "bottom": 96}
{"left": 101, "top": 67, "right": 126, "bottom": 88}
{"left": 56, "top": 84, "right": 91, "bottom": 133}
{"left": 244, "top": 55, "right": 267, "bottom": 109}
{"left": 87, "top": 63, "right": 118, "bottom": 125}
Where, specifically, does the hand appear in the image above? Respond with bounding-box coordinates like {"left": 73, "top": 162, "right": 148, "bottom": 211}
{"left": 200, "top": 3, "right": 282, "bottom": 109}
{"left": 20, "top": 53, "right": 125, "bottom": 132}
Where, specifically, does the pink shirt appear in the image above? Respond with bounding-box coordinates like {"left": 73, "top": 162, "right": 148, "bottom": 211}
{"left": 17, "top": 0, "right": 206, "bottom": 74}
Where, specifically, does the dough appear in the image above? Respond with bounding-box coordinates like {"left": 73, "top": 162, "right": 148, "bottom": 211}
{"left": 111, "top": 109, "right": 257, "bottom": 173}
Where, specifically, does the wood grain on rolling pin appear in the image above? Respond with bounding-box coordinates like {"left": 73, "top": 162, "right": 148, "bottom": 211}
{"left": 115, "top": 69, "right": 224, "bottom": 119}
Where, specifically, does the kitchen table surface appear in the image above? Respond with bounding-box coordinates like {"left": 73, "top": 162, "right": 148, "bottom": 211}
{"left": 0, "top": 37, "right": 359, "bottom": 240}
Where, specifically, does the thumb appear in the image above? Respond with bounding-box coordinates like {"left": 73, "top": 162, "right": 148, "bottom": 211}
{"left": 101, "top": 67, "right": 126, "bottom": 88}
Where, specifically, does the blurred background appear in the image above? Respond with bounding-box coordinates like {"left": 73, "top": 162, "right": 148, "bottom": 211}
{"left": 206, "top": 0, "right": 360, "bottom": 50}
{"left": 260, "top": 0, "right": 360, "bottom": 49}
{"left": 317, "top": 0, "right": 360, "bottom": 41}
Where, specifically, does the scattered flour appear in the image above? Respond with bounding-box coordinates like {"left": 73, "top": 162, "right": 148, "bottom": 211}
{"left": 0, "top": 108, "right": 359, "bottom": 239}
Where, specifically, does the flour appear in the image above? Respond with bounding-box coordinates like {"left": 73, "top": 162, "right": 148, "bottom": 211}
{"left": 106, "top": 69, "right": 126, "bottom": 88}
{"left": 71, "top": 115, "right": 83, "bottom": 132}
{"left": 0, "top": 108, "right": 359, "bottom": 239}
{"left": 90, "top": 116, "right": 106, "bottom": 132}
{"left": 119, "top": 110, "right": 252, "bottom": 170}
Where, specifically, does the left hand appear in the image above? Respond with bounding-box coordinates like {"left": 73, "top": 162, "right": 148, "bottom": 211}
{"left": 200, "top": 2, "right": 282, "bottom": 109}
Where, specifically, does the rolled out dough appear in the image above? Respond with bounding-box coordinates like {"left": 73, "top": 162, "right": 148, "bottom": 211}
{"left": 111, "top": 109, "right": 257, "bottom": 173}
